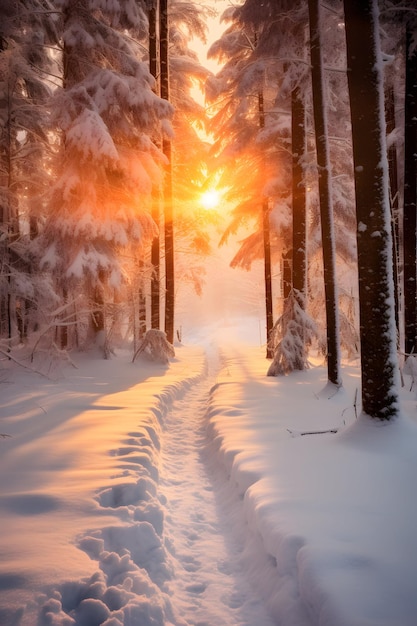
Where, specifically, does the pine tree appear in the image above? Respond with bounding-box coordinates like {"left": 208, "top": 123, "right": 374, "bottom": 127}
{"left": 403, "top": 24, "right": 417, "bottom": 356}
{"left": 308, "top": 0, "right": 341, "bottom": 386}
{"left": 147, "top": 0, "right": 161, "bottom": 331}
{"left": 343, "top": 0, "right": 400, "bottom": 420}
{"left": 207, "top": 5, "right": 290, "bottom": 348}
{"left": 155, "top": 0, "right": 210, "bottom": 343}
{"left": 38, "top": 0, "right": 172, "bottom": 354}
{"left": 0, "top": 0, "right": 58, "bottom": 345}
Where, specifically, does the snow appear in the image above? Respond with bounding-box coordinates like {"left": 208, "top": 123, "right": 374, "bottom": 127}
{"left": 1, "top": 324, "right": 417, "bottom": 626}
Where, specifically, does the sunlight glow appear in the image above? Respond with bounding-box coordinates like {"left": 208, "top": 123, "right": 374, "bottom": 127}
{"left": 200, "top": 189, "right": 221, "bottom": 211}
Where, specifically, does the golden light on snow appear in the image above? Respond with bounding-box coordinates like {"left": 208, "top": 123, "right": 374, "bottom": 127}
{"left": 200, "top": 189, "right": 221, "bottom": 211}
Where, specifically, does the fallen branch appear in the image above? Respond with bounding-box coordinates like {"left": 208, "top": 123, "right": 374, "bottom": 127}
{"left": 287, "top": 427, "right": 339, "bottom": 437}
{"left": 0, "top": 348, "right": 53, "bottom": 379}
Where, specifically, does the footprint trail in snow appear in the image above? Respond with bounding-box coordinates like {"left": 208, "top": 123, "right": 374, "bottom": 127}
{"left": 160, "top": 349, "right": 276, "bottom": 626}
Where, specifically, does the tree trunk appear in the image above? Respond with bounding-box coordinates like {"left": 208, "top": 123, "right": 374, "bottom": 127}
{"left": 343, "top": 0, "right": 399, "bottom": 420}
{"left": 258, "top": 89, "right": 274, "bottom": 357}
{"left": 308, "top": 0, "right": 341, "bottom": 386}
{"left": 139, "top": 282, "right": 147, "bottom": 340}
{"left": 385, "top": 85, "right": 400, "bottom": 344}
{"left": 262, "top": 198, "right": 273, "bottom": 356}
{"left": 282, "top": 250, "right": 292, "bottom": 300}
{"left": 403, "top": 25, "right": 417, "bottom": 356}
{"left": 160, "top": 0, "right": 175, "bottom": 344}
{"left": 149, "top": 1, "right": 160, "bottom": 330}
{"left": 60, "top": 4, "right": 78, "bottom": 350}
{"left": 291, "top": 86, "right": 307, "bottom": 306}
{"left": 92, "top": 275, "right": 105, "bottom": 336}
{"left": 1, "top": 63, "right": 20, "bottom": 348}
{"left": 0, "top": 68, "right": 6, "bottom": 337}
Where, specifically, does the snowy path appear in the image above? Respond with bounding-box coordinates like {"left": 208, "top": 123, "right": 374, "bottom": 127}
{"left": 160, "top": 347, "right": 276, "bottom": 626}
{"left": 3, "top": 338, "right": 417, "bottom": 625}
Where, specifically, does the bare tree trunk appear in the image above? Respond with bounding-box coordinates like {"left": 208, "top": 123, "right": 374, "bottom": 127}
{"left": 308, "top": 0, "right": 341, "bottom": 386}
{"left": 0, "top": 63, "right": 21, "bottom": 348}
{"left": 258, "top": 89, "right": 274, "bottom": 357}
{"left": 385, "top": 85, "right": 400, "bottom": 345}
{"left": 6, "top": 81, "right": 13, "bottom": 347}
{"left": 139, "top": 281, "right": 147, "bottom": 339}
{"left": 403, "top": 25, "right": 417, "bottom": 356}
{"left": 60, "top": 287, "right": 69, "bottom": 349}
{"left": 344, "top": 0, "right": 399, "bottom": 420}
{"left": 291, "top": 86, "right": 307, "bottom": 306}
{"left": 0, "top": 36, "right": 7, "bottom": 339}
{"left": 149, "top": 1, "right": 160, "bottom": 330}
{"left": 92, "top": 271, "right": 105, "bottom": 336}
{"left": 282, "top": 250, "right": 292, "bottom": 300}
{"left": 160, "top": 0, "right": 175, "bottom": 344}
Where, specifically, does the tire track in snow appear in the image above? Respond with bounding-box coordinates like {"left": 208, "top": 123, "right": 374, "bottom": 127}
{"left": 160, "top": 347, "right": 276, "bottom": 626}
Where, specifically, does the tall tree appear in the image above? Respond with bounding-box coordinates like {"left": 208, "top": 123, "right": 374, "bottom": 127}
{"left": 258, "top": 86, "right": 274, "bottom": 357}
{"left": 403, "top": 23, "right": 417, "bottom": 356}
{"left": 266, "top": 83, "right": 314, "bottom": 377}
{"left": 0, "top": 0, "right": 57, "bottom": 344}
{"left": 207, "top": 5, "right": 291, "bottom": 346}
{"left": 146, "top": 0, "right": 209, "bottom": 335}
{"left": 165, "top": 1, "right": 213, "bottom": 322}
{"left": 148, "top": 0, "right": 161, "bottom": 331}
{"left": 343, "top": 0, "right": 399, "bottom": 420}
{"left": 40, "top": 0, "right": 171, "bottom": 354}
{"left": 291, "top": 85, "right": 307, "bottom": 309}
{"left": 159, "top": 0, "right": 174, "bottom": 344}
{"left": 308, "top": 0, "right": 341, "bottom": 387}
{"left": 385, "top": 84, "right": 400, "bottom": 341}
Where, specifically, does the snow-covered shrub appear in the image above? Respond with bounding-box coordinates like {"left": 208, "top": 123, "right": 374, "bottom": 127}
{"left": 267, "top": 290, "right": 317, "bottom": 376}
{"left": 132, "top": 329, "right": 175, "bottom": 364}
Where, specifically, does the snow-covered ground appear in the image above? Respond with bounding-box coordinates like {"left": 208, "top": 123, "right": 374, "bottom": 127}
{"left": 1, "top": 320, "right": 417, "bottom": 626}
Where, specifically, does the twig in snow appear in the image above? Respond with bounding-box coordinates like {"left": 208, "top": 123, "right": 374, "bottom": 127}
{"left": 287, "top": 428, "right": 339, "bottom": 437}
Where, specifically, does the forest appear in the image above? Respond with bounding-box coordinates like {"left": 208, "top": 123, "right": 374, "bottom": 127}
{"left": 1, "top": 0, "right": 417, "bottom": 421}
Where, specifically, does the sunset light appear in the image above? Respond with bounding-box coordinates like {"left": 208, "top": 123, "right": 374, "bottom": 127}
{"left": 200, "top": 189, "right": 221, "bottom": 211}
{"left": 2, "top": 0, "right": 413, "bottom": 624}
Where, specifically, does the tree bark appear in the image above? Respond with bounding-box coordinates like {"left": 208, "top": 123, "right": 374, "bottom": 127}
{"left": 403, "top": 25, "right": 417, "bottom": 356}
{"left": 282, "top": 250, "right": 292, "bottom": 300}
{"left": 308, "top": 0, "right": 341, "bottom": 386}
{"left": 385, "top": 85, "right": 400, "bottom": 343}
{"left": 258, "top": 89, "right": 274, "bottom": 357}
{"left": 149, "top": 1, "right": 160, "bottom": 330}
{"left": 160, "top": 0, "right": 175, "bottom": 344}
{"left": 343, "top": 0, "right": 399, "bottom": 420}
{"left": 291, "top": 86, "right": 307, "bottom": 305}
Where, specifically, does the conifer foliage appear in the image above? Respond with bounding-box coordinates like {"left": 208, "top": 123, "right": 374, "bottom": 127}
{"left": 39, "top": 0, "right": 172, "bottom": 353}
{"left": 267, "top": 289, "right": 316, "bottom": 376}
{"left": 0, "top": 0, "right": 58, "bottom": 345}
{"left": 0, "top": 0, "right": 209, "bottom": 360}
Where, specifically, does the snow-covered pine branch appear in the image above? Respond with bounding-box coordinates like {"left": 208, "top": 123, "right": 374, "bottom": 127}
{"left": 267, "top": 289, "right": 317, "bottom": 376}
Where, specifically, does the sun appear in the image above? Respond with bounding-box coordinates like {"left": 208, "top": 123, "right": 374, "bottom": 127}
{"left": 200, "top": 189, "right": 220, "bottom": 211}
